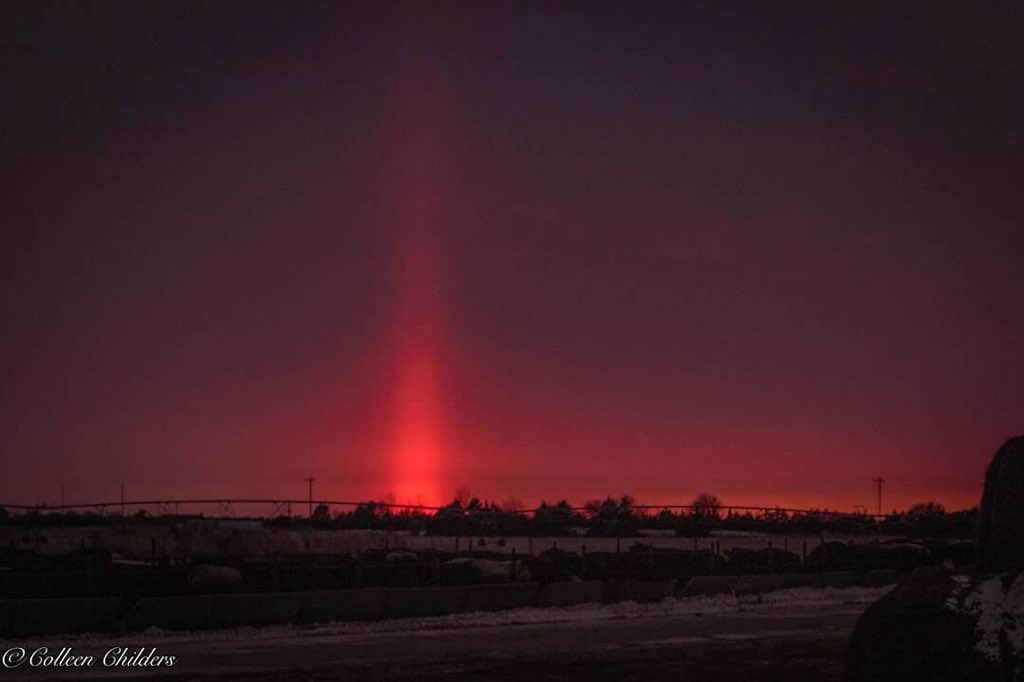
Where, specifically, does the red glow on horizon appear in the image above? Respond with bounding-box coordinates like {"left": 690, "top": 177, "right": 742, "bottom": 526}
{"left": 390, "top": 226, "right": 444, "bottom": 506}
{"left": 385, "top": 35, "right": 450, "bottom": 507}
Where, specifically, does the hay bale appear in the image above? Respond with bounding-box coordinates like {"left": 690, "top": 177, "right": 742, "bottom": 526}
{"left": 386, "top": 551, "right": 419, "bottom": 563}
{"left": 444, "top": 558, "right": 532, "bottom": 583}
{"left": 678, "top": 575, "right": 738, "bottom": 597}
{"left": 463, "top": 583, "right": 538, "bottom": 612}
{"left": 726, "top": 547, "right": 801, "bottom": 574}
{"left": 843, "top": 571, "right": 1024, "bottom": 681}
{"left": 734, "top": 573, "right": 804, "bottom": 594}
{"left": 187, "top": 564, "right": 243, "bottom": 593}
{"left": 537, "top": 580, "right": 604, "bottom": 607}
{"left": 529, "top": 549, "right": 583, "bottom": 583}
{"left": 807, "top": 541, "right": 928, "bottom": 572}
{"left": 845, "top": 574, "right": 982, "bottom": 681}
{"left": 299, "top": 588, "right": 387, "bottom": 623}
{"left": 630, "top": 547, "right": 726, "bottom": 577}
{"left": 806, "top": 541, "right": 852, "bottom": 571}
{"left": 846, "top": 438, "right": 1024, "bottom": 681}
{"left": 602, "top": 578, "right": 676, "bottom": 603}
{"left": 799, "top": 571, "right": 854, "bottom": 588}
{"left": 977, "top": 436, "right": 1024, "bottom": 573}
{"left": 384, "top": 586, "right": 467, "bottom": 619}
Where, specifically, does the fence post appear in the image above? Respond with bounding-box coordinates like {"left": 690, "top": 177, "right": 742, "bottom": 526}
{"left": 802, "top": 539, "right": 807, "bottom": 566}
{"left": 510, "top": 547, "right": 517, "bottom": 581}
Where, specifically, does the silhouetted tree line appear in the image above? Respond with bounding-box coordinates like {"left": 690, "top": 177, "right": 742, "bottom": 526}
{"left": 0, "top": 497, "right": 978, "bottom": 539}
{"left": 270, "top": 494, "right": 980, "bottom": 539}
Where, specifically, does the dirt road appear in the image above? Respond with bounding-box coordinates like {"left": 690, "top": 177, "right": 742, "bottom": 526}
{"left": 4, "top": 600, "right": 870, "bottom": 682}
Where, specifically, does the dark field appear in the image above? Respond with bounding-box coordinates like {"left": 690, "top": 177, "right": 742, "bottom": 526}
{"left": 11, "top": 603, "right": 866, "bottom": 682}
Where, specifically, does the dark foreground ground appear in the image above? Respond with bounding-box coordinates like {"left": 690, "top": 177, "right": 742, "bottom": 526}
{"left": 4, "top": 603, "right": 867, "bottom": 682}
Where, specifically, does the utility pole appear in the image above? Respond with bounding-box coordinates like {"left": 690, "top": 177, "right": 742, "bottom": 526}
{"left": 873, "top": 476, "right": 884, "bottom": 517}
{"left": 120, "top": 481, "right": 125, "bottom": 518}
{"left": 304, "top": 475, "right": 316, "bottom": 520}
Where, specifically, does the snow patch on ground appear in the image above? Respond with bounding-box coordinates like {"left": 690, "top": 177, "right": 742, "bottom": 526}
{"left": 948, "top": 573, "right": 1024, "bottom": 662}
{"left": 1006, "top": 576, "right": 1024, "bottom": 655}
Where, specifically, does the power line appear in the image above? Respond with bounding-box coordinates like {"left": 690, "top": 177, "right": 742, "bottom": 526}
{"left": 303, "top": 475, "right": 316, "bottom": 520}
{"left": 0, "top": 497, "right": 891, "bottom": 519}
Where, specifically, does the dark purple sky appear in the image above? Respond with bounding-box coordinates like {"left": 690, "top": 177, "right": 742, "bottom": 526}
{"left": 3, "top": 2, "right": 1022, "bottom": 512}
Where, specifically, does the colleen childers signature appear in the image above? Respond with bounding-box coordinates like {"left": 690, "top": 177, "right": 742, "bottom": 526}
{"left": 2, "top": 646, "right": 177, "bottom": 669}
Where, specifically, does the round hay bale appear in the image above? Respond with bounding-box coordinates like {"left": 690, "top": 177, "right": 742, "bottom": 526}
{"left": 844, "top": 573, "right": 995, "bottom": 682}
{"left": 188, "top": 564, "right": 243, "bottom": 593}
{"left": 977, "top": 436, "right": 1024, "bottom": 573}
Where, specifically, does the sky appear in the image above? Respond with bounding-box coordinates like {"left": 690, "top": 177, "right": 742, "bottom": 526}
{"left": 2, "top": 1, "right": 1022, "bottom": 513}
